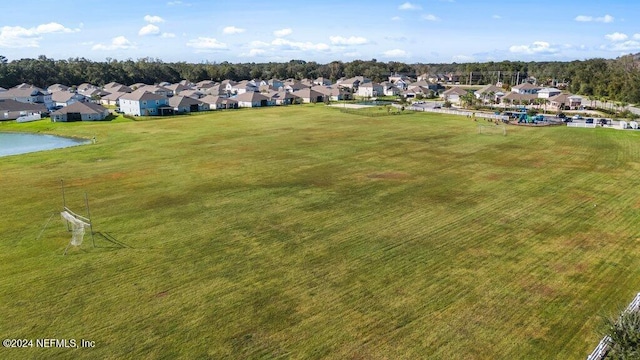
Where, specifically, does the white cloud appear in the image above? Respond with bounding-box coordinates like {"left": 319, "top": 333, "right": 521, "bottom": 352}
{"left": 492, "top": 15, "right": 501, "bottom": 19}
{"left": 161, "top": 32, "right": 176, "bottom": 38}
{"left": 422, "top": 14, "right": 440, "bottom": 21}
{"left": 399, "top": 2, "right": 421, "bottom": 10}
{"left": 139, "top": 24, "right": 160, "bottom": 36}
{"left": 274, "top": 28, "right": 292, "bottom": 37}
{"left": 144, "top": 15, "right": 165, "bottom": 24}
{"left": 391, "top": 16, "right": 402, "bottom": 21}
{"left": 344, "top": 51, "right": 361, "bottom": 57}
{"left": 92, "top": 36, "right": 135, "bottom": 51}
{"left": 575, "top": 14, "right": 614, "bottom": 23}
{"left": 186, "top": 37, "right": 227, "bottom": 51}
{"left": 602, "top": 40, "right": 640, "bottom": 52}
{"left": 271, "top": 38, "right": 329, "bottom": 51}
{"left": 605, "top": 32, "right": 628, "bottom": 42}
{"left": 241, "top": 48, "right": 265, "bottom": 57}
{"left": 634, "top": 34, "right": 640, "bottom": 40}
{"left": 329, "top": 36, "right": 368, "bottom": 45}
{"left": 0, "top": 22, "right": 77, "bottom": 48}
{"left": 383, "top": 49, "right": 408, "bottom": 57}
{"left": 223, "top": 26, "right": 245, "bottom": 35}
{"left": 509, "top": 41, "right": 558, "bottom": 55}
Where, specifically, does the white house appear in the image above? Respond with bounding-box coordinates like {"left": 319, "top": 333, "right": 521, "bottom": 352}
{"left": 235, "top": 91, "right": 270, "bottom": 107}
{"left": 356, "top": 82, "right": 383, "bottom": 97}
{"left": 537, "top": 88, "right": 562, "bottom": 99}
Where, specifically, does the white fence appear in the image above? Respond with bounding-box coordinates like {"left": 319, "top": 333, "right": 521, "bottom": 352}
{"left": 407, "top": 106, "right": 509, "bottom": 121}
{"left": 16, "top": 114, "right": 41, "bottom": 123}
{"left": 567, "top": 122, "right": 597, "bottom": 129}
{"left": 586, "top": 292, "right": 640, "bottom": 360}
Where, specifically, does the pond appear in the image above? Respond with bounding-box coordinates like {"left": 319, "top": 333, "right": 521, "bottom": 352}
{"left": 0, "top": 132, "right": 91, "bottom": 157}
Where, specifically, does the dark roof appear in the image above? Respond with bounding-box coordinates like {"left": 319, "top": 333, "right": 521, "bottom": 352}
{"left": 0, "top": 99, "right": 47, "bottom": 112}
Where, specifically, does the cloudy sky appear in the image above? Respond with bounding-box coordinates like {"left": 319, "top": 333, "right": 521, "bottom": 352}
{"left": 0, "top": 0, "right": 638, "bottom": 64}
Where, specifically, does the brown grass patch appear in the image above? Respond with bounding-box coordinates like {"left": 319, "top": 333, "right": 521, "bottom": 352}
{"left": 367, "top": 172, "right": 410, "bottom": 180}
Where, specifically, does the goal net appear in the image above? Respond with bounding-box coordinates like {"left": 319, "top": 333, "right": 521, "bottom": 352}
{"left": 61, "top": 209, "right": 91, "bottom": 246}
{"left": 477, "top": 124, "right": 506, "bottom": 136}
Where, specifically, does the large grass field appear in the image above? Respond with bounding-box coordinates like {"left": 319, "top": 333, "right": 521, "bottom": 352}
{"left": 1, "top": 105, "right": 640, "bottom": 359}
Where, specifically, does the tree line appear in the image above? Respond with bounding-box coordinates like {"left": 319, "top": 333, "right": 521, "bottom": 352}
{"left": 1, "top": 54, "right": 639, "bottom": 103}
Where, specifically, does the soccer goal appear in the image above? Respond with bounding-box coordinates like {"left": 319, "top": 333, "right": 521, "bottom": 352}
{"left": 60, "top": 179, "right": 95, "bottom": 255}
{"left": 477, "top": 124, "right": 507, "bottom": 136}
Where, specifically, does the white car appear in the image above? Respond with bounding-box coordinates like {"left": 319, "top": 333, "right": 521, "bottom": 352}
{"left": 572, "top": 114, "right": 583, "bottom": 120}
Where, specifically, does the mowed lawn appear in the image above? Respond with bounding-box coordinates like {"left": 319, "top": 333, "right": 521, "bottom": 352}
{"left": 1, "top": 105, "right": 640, "bottom": 359}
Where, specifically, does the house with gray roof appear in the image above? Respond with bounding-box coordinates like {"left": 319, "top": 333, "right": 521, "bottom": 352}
{"left": 51, "top": 102, "right": 110, "bottom": 122}
{"left": 168, "top": 96, "right": 209, "bottom": 113}
{"left": 235, "top": 91, "right": 271, "bottom": 107}
{"left": 52, "top": 91, "right": 86, "bottom": 107}
{"left": 0, "top": 99, "right": 47, "bottom": 120}
{"left": 0, "top": 85, "right": 53, "bottom": 109}
{"left": 200, "top": 95, "right": 238, "bottom": 109}
{"left": 119, "top": 90, "right": 172, "bottom": 116}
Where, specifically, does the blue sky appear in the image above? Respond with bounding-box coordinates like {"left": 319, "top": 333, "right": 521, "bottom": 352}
{"left": 0, "top": 0, "right": 638, "bottom": 64}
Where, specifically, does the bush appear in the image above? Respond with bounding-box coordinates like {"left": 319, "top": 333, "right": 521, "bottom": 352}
{"left": 603, "top": 310, "right": 640, "bottom": 359}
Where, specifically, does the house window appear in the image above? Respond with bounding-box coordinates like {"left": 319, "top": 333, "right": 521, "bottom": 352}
{"left": 142, "top": 101, "right": 146, "bottom": 106}
{"left": 156, "top": 100, "right": 159, "bottom": 105}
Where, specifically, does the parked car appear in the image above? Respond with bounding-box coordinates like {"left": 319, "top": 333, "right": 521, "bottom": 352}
{"left": 557, "top": 113, "right": 567, "bottom": 119}
{"left": 572, "top": 114, "right": 583, "bottom": 120}
{"left": 585, "top": 118, "right": 594, "bottom": 124}
{"left": 599, "top": 118, "right": 610, "bottom": 126}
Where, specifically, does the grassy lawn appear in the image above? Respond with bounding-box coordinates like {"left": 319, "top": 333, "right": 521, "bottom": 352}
{"left": 1, "top": 105, "right": 640, "bottom": 359}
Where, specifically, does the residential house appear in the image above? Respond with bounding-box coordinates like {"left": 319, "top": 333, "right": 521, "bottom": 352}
{"left": 549, "top": 93, "right": 582, "bottom": 110}
{"left": 0, "top": 85, "right": 54, "bottom": 110}
{"left": 231, "top": 80, "right": 259, "bottom": 95}
{"left": 51, "top": 91, "right": 86, "bottom": 107}
{"left": 104, "top": 82, "right": 133, "bottom": 93}
{"left": 268, "top": 79, "right": 284, "bottom": 89}
{"left": 235, "top": 91, "right": 271, "bottom": 107}
{"left": 380, "top": 82, "right": 401, "bottom": 96}
{"left": 200, "top": 95, "right": 238, "bottom": 109}
{"left": 501, "top": 92, "right": 538, "bottom": 106}
{"left": 294, "top": 88, "right": 326, "bottom": 103}
{"left": 511, "top": 83, "right": 541, "bottom": 94}
{"left": 281, "top": 81, "right": 309, "bottom": 93}
{"left": 47, "top": 83, "right": 70, "bottom": 93}
{"left": 50, "top": 102, "right": 110, "bottom": 122}
{"left": 165, "top": 83, "right": 190, "bottom": 96}
{"left": 311, "top": 85, "right": 349, "bottom": 101}
{"left": 356, "top": 82, "right": 383, "bottom": 98}
{"left": 168, "top": 96, "right": 209, "bottom": 113}
{"left": 268, "top": 90, "right": 297, "bottom": 105}
{"left": 196, "top": 80, "right": 216, "bottom": 93}
{"left": 442, "top": 87, "right": 468, "bottom": 104}
{"left": 100, "top": 92, "right": 127, "bottom": 107}
{"left": 136, "top": 84, "right": 173, "bottom": 97}
{"left": 403, "top": 86, "right": 433, "bottom": 99}
{"left": 313, "top": 77, "right": 332, "bottom": 86}
{"left": 537, "top": 88, "right": 562, "bottom": 99}
{"left": 119, "top": 90, "right": 172, "bottom": 116}
{"left": 474, "top": 84, "right": 505, "bottom": 103}
{"left": 77, "top": 83, "right": 99, "bottom": 94}
{"left": 179, "top": 90, "right": 204, "bottom": 99}
{"left": 0, "top": 99, "right": 47, "bottom": 120}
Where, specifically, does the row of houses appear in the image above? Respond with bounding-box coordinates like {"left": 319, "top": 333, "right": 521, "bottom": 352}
{"left": 442, "top": 83, "right": 583, "bottom": 111}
